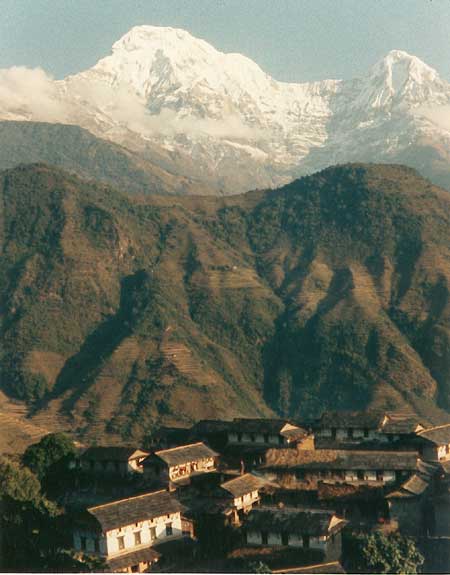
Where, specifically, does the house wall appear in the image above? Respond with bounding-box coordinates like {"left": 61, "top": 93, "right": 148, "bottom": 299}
{"left": 246, "top": 529, "right": 337, "bottom": 555}
{"left": 168, "top": 456, "right": 216, "bottom": 481}
{"left": 228, "top": 432, "right": 285, "bottom": 447}
{"left": 260, "top": 468, "right": 403, "bottom": 488}
{"left": 104, "top": 512, "right": 183, "bottom": 557}
{"left": 234, "top": 490, "right": 260, "bottom": 510}
{"left": 317, "top": 428, "right": 395, "bottom": 442}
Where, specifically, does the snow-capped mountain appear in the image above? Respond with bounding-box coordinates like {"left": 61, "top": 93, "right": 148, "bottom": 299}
{"left": 2, "top": 26, "right": 450, "bottom": 193}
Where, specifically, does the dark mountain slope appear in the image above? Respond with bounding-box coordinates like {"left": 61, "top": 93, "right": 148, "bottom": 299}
{"left": 0, "top": 163, "right": 448, "bottom": 442}
{"left": 0, "top": 121, "right": 211, "bottom": 196}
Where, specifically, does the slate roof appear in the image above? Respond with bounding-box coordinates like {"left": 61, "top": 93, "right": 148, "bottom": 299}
{"left": 107, "top": 547, "right": 161, "bottom": 570}
{"left": 220, "top": 473, "right": 267, "bottom": 498}
{"left": 317, "top": 411, "right": 385, "bottom": 429}
{"left": 151, "top": 442, "right": 219, "bottom": 467}
{"left": 245, "top": 507, "right": 345, "bottom": 536}
{"left": 190, "top": 420, "right": 233, "bottom": 434}
{"left": 80, "top": 446, "right": 149, "bottom": 462}
{"left": 381, "top": 415, "right": 424, "bottom": 435}
{"left": 231, "top": 418, "right": 295, "bottom": 434}
{"left": 417, "top": 424, "right": 450, "bottom": 445}
{"left": 262, "top": 449, "right": 419, "bottom": 471}
{"left": 88, "top": 490, "right": 184, "bottom": 531}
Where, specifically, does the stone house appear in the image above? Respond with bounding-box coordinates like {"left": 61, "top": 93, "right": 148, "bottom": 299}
{"left": 72, "top": 490, "right": 186, "bottom": 573}
{"left": 227, "top": 419, "right": 309, "bottom": 448}
{"left": 260, "top": 448, "right": 420, "bottom": 488}
{"left": 314, "top": 411, "right": 424, "bottom": 447}
{"left": 416, "top": 424, "right": 450, "bottom": 462}
{"left": 244, "top": 507, "right": 346, "bottom": 560}
{"left": 78, "top": 447, "right": 150, "bottom": 476}
{"left": 143, "top": 442, "right": 219, "bottom": 484}
{"left": 219, "top": 473, "right": 271, "bottom": 524}
{"left": 386, "top": 465, "right": 437, "bottom": 536}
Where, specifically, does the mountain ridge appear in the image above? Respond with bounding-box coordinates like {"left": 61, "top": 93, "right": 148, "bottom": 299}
{"left": 1, "top": 26, "right": 450, "bottom": 194}
{"left": 0, "top": 162, "right": 449, "bottom": 443}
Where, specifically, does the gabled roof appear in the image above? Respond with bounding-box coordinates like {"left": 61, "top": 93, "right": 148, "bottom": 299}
{"left": 245, "top": 506, "right": 346, "bottom": 536}
{"left": 317, "top": 411, "right": 385, "bottom": 429}
{"left": 80, "top": 446, "right": 149, "bottom": 462}
{"left": 220, "top": 473, "right": 268, "bottom": 498}
{"left": 381, "top": 414, "right": 424, "bottom": 435}
{"left": 107, "top": 547, "right": 161, "bottom": 570}
{"left": 88, "top": 490, "right": 184, "bottom": 531}
{"left": 417, "top": 424, "right": 450, "bottom": 445}
{"left": 263, "top": 449, "right": 419, "bottom": 471}
{"left": 149, "top": 442, "right": 219, "bottom": 467}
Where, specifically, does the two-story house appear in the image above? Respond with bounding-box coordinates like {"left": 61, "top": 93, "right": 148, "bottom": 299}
{"left": 78, "top": 447, "right": 150, "bottom": 476}
{"left": 73, "top": 490, "right": 187, "bottom": 573}
{"left": 143, "top": 442, "right": 219, "bottom": 484}
{"left": 227, "top": 419, "right": 309, "bottom": 448}
{"left": 314, "top": 411, "right": 424, "bottom": 447}
{"left": 244, "top": 507, "right": 346, "bottom": 561}
{"left": 260, "top": 448, "right": 421, "bottom": 488}
{"left": 416, "top": 424, "right": 450, "bottom": 462}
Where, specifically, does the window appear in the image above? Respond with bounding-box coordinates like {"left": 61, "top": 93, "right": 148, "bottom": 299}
{"left": 134, "top": 531, "right": 141, "bottom": 546}
{"left": 237, "top": 432, "right": 242, "bottom": 442}
{"left": 357, "top": 470, "right": 364, "bottom": 480}
{"left": 117, "top": 536, "right": 125, "bottom": 550}
{"left": 250, "top": 434, "right": 256, "bottom": 443}
{"left": 331, "top": 428, "right": 337, "bottom": 440}
{"left": 80, "top": 536, "right": 87, "bottom": 551}
{"left": 166, "top": 523, "right": 173, "bottom": 537}
{"left": 150, "top": 527, "right": 156, "bottom": 541}
{"left": 261, "top": 531, "right": 268, "bottom": 545}
{"left": 376, "top": 470, "right": 383, "bottom": 481}
{"left": 278, "top": 435, "right": 284, "bottom": 445}
{"left": 363, "top": 428, "right": 369, "bottom": 438}
{"left": 347, "top": 428, "right": 354, "bottom": 439}
{"left": 302, "top": 535, "right": 310, "bottom": 549}
{"left": 131, "top": 565, "right": 139, "bottom": 573}
{"left": 281, "top": 532, "right": 289, "bottom": 546}
{"left": 263, "top": 433, "right": 269, "bottom": 443}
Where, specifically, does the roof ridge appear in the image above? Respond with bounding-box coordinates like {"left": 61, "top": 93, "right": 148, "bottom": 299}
{"left": 88, "top": 489, "right": 168, "bottom": 511}
{"left": 155, "top": 441, "right": 204, "bottom": 454}
{"left": 272, "top": 561, "right": 341, "bottom": 574}
{"left": 419, "top": 423, "right": 450, "bottom": 434}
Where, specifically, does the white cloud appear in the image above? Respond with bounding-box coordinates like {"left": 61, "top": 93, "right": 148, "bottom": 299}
{"left": 0, "top": 66, "right": 267, "bottom": 141}
{"left": 0, "top": 67, "right": 67, "bottom": 123}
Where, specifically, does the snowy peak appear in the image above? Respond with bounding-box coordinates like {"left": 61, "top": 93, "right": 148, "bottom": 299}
{"left": 356, "top": 49, "right": 447, "bottom": 110}
{"left": 82, "top": 24, "right": 273, "bottom": 103}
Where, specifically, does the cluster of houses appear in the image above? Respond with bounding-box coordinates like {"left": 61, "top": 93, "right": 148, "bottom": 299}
{"left": 70, "top": 411, "right": 450, "bottom": 573}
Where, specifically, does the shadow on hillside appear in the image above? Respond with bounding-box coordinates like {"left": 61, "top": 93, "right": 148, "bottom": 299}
{"left": 36, "top": 269, "right": 151, "bottom": 415}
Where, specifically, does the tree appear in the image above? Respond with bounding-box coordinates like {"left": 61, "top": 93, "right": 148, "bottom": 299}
{"left": 23, "top": 432, "right": 76, "bottom": 479}
{"left": 343, "top": 530, "right": 424, "bottom": 574}
{"left": 0, "top": 456, "right": 94, "bottom": 572}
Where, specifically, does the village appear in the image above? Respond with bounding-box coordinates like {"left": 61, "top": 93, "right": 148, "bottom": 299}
{"left": 52, "top": 410, "right": 450, "bottom": 573}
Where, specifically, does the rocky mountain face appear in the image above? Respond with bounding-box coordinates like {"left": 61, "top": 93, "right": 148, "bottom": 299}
{"left": 1, "top": 163, "right": 449, "bottom": 442}
{"left": 1, "top": 26, "right": 450, "bottom": 193}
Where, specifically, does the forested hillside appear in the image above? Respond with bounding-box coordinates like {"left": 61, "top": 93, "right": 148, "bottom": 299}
{"left": 1, "top": 163, "right": 449, "bottom": 443}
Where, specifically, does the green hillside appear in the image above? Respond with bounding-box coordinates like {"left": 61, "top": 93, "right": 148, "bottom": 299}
{"left": 0, "top": 120, "right": 211, "bottom": 196}
{"left": 0, "top": 162, "right": 449, "bottom": 443}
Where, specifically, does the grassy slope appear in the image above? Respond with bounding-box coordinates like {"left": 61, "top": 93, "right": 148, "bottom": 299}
{"left": 0, "top": 163, "right": 449, "bottom": 443}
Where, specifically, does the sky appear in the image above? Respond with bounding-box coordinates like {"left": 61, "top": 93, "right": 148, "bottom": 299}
{"left": 0, "top": 0, "right": 449, "bottom": 83}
